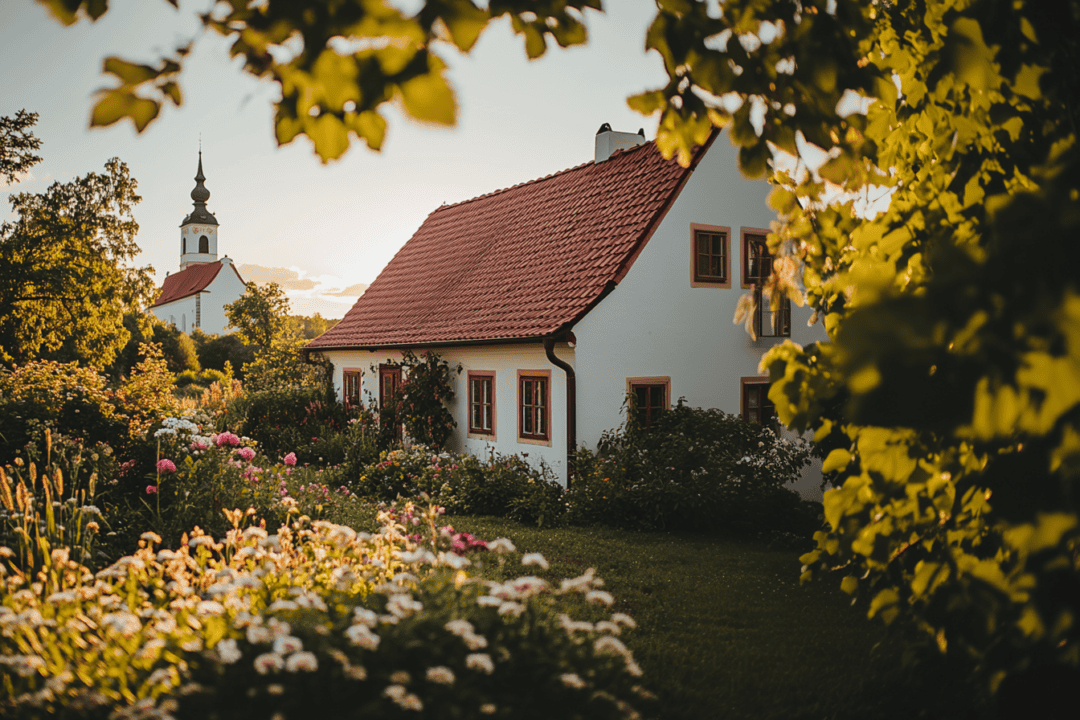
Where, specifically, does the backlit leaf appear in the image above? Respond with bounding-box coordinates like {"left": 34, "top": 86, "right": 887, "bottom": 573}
{"left": 90, "top": 90, "right": 159, "bottom": 132}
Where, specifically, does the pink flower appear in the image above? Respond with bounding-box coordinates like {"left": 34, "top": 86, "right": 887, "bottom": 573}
{"left": 190, "top": 440, "right": 209, "bottom": 451}
{"left": 146, "top": 485, "right": 158, "bottom": 494}
{"left": 236, "top": 447, "right": 256, "bottom": 462}
{"left": 156, "top": 459, "right": 177, "bottom": 474}
{"left": 284, "top": 453, "right": 297, "bottom": 467}
{"left": 216, "top": 432, "right": 241, "bottom": 448}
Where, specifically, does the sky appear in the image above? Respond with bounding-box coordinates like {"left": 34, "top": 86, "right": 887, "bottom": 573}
{"left": 0, "top": 0, "right": 670, "bottom": 319}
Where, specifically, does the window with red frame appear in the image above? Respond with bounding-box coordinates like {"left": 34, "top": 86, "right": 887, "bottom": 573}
{"left": 630, "top": 382, "right": 667, "bottom": 427}
{"left": 379, "top": 364, "right": 402, "bottom": 441}
{"left": 694, "top": 228, "right": 728, "bottom": 283}
{"left": 343, "top": 370, "right": 361, "bottom": 407}
{"left": 743, "top": 233, "right": 791, "bottom": 338}
{"left": 741, "top": 379, "right": 777, "bottom": 427}
{"left": 468, "top": 372, "right": 495, "bottom": 435}
{"left": 519, "top": 375, "right": 549, "bottom": 441}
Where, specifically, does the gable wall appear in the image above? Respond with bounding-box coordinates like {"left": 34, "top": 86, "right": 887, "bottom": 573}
{"left": 200, "top": 267, "right": 247, "bottom": 335}
{"left": 320, "top": 343, "right": 574, "bottom": 483}
{"left": 572, "top": 132, "right": 828, "bottom": 498}
{"left": 149, "top": 296, "right": 197, "bottom": 334}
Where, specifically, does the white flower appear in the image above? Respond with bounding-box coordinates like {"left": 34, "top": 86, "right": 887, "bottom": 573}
{"left": 353, "top": 607, "right": 379, "bottom": 628}
{"left": 400, "top": 694, "right": 423, "bottom": 711}
{"left": 389, "top": 670, "right": 411, "bottom": 684}
{"left": 480, "top": 703, "right": 497, "bottom": 715}
{"left": 594, "top": 636, "right": 629, "bottom": 657}
{"left": 560, "top": 673, "right": 586, "bottom": 689}
{"left": 383, "top": 684, "right": 406, "bottom": 701}
{"left": 611, "top": 612, "right": 637, "bottom": 629}
{"left": 444, "top": 618, "right": 475, "bottom": 637}
{"left": 285, "top": 651, "right": 318, "bottom": 672}
{"left": 521, "top": 552, "right": 549, "bottom": 569}
{"left": 425, "top": 666, "right": 455, "bottom": 685}
{"left": 595, "top": 620, "right": 621, "bottom": 635}
{"left": 497, "top": 601, "right": 525, "bottom": 617}
{"left": 585, "top": 590, "right": 614, "bottom": 607}
{"left": 273, "top": 635, "right": 303, "bottom": 655}
{"left": 197, "top": 600, "right": 226, "bottom": 616}
{"left": 216, "top": 638, "right": 242, "bottom": 664}
{"left": 476, "top": 595, "right": 501, "bottom": 608}
{"left": 487, "top": 538, "right": 516, "bottom": 554}
{"left": 386, "top": 595, "right": 423, "bottom": 618}
{"left": 345, "top": 624, "right": 381, "bottom": 651}
{"left": 254, "top": 653, "right": 285, "bottom": 675}
{"left": 625, "top": 659, "right": 644, "bottom": 677}
{"left": 101, "top": 612, "right": 141, "bottom": 637}
{"left": 345, "top": 665, "right": 368, "bottom": 681}
{"left": 181, "top": 638, "right": 204, "bottom": 652}
{"left": 268, "top": 599, "right": 298, "bottom": 613}
{"left": 465, "top": 653, "right": 494, "bottom": 674}
{"left": 247, "top": 625, "right": 272, "bottom": 644}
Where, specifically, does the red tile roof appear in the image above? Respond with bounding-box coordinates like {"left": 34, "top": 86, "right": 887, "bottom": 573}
{"left": 151, "top": 261, "right": 241, "bottom": 307}
{"left": 308, "top": 138, "right": 713, "bottom": 350}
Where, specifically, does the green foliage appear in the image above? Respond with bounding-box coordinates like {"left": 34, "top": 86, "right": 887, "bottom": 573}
{"left": 175, "top": 368, "right": 228, "bottom": 389}
{"left": 567, "top": 401, "right": 815, "bottom": 534}
{"left": 0, "top": 430, "right": 108, "bottom": 573}
{"left": 0, "top": 150, "right": 156, "bottom": 369}
{"left": 190, "top": 328, "right": 255, "bottom": 380}
{"left": 286, "top": 312, "right": 339, "bottom": 340}
{"left": 0, "top": 109, "right": 42, "bottom": 185}
{"left": 630, "top": 0, "right": 1080, "bottom": 702}
{"left": 112, "top": 343, "right": 179, "bottom": 442}
{"left": 46, "top": 0, "right": 601, "bottom": 161}
{"left": 0, "top": 360, "right": 125, "bottom": 459}
{"left": 242, "top": 338, "right": 331, "bottom": 393}
{"left": 383, "top": 351, "right": 460, "bottom": 450}
{"left": 352, "top": 446, "right": 567, "bottom": 527}
{"left": 223, "top": 386, "right": 352, "bottom": 465}
{"left": 226, "top": 282, "right": 291, "bottom": 350}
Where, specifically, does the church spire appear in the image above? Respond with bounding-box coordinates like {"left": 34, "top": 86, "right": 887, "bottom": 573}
{"left": 181, "top": 149, "right": 218, "bottom": 227}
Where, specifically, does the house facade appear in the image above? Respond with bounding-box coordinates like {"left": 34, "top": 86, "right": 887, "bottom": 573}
{"left": 308, "top": 127, "right": 827, "bottom": 498}
{"left": 149, "top": 153, "right": 246, "bottom": 334}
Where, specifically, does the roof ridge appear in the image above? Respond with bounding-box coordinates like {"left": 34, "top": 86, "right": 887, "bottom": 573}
{"left": 433, "top": 140, "right": 654, "bottom": 213}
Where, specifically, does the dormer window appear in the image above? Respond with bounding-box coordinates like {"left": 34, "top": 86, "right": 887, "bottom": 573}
{"left": 199, "top": 236, "right": 209, "bottom": 254}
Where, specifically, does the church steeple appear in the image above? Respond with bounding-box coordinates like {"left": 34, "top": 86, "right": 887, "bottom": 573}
{"left": 179, "top": 150, "right": 220, "bottom": 271}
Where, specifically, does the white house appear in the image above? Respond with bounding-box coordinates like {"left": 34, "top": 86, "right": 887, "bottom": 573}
{"left": 307, "top": 126, "right": 827, "bottom": 498}
{"left": 149, "top": 153, "right": 246, "bottom": 334}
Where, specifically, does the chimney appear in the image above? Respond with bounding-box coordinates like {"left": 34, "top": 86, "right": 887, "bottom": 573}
{"left": 595, "top": 124, "right": 647, "bottom": 163}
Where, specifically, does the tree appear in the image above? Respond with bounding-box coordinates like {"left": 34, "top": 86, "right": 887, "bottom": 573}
{"left": 288, "top": 313, "right": 340, "bottom": 341}
{"left": 225, "top": 281, "right": 291, "bottom": 349}
{"left": 0, "top": 114, "right": 156, "bottom": 369}
{"left": 0, "top": 109, "right": 42, "bottom": 185}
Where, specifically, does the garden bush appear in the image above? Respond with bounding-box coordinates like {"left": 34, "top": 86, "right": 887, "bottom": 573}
{"left": 175, "top": 368, "right": 229, "bottom": 389}
{"left": 352, "top": 446, "right": 566, "bottom": 527}
{"left": 566, "top": 400, "right": 815, "bottom": 533}
{"left": 0, "top": 505, "right": 652, "bottom": 720}
{"left": 222, "top": 386, "right": 353, "bottom": 465}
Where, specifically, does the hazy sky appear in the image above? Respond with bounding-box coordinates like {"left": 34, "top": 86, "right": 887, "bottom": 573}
{"left": 0, "top": 0, "right": 669, "bottom": 318}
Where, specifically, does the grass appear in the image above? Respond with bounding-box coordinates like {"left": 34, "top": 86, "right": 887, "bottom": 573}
{"left": 445, "top": 516, "right": 974, "bottom": 720}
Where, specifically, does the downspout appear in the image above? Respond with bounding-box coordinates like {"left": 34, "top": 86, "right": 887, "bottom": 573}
{"left": 544, "top": 335, "right": 576, "bottom": 487}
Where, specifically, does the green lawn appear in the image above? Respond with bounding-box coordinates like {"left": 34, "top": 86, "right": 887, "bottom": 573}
{"left": 446, "top": 517, "right": 972, "bottom": 720}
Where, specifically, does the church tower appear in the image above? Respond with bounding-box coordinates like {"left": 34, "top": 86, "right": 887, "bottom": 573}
{"left": 179, "top": 151, "right": 220, "bottom": 270}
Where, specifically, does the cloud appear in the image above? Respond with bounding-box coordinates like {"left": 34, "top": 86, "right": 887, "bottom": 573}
{"left": 324, "top": 282, "right": 369, "bottom": 297}
{"left": 235, "top": 264, "right": 367, "bottom": 319}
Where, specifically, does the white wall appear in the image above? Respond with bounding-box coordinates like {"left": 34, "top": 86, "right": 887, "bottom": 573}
{"left": 322, "top": 343, "right": 575, "bottom": 483}
{"left": 200, "top": 262, "right": 247, "bottom": 335}
{"left": 572, "top": 132, "right": 828, "bottom": 499}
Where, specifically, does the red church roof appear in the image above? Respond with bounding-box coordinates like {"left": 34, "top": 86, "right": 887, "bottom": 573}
{"left": 151, "top": 261, "right": 241, "bottom": 307}
{"left": 308, "top": 138, "right": 714, "bottom": 350}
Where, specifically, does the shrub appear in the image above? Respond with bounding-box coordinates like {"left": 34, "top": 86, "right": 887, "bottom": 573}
{"left": 566, "top": 400, "right": 814, "bottom": 533}
{"left": 223, "top": 386, "right": 352, "bottom": 465}
{"left": 1, "top": 508, "right": 652, "bottom": 720}
{"left": 0, "top": 360, "right": 125, "bottom": 459}
{"left": 175, "top": 368, "right": 229, "bottom": 388}
{"left": 388, "top": 351, "right": 460, "bottom": 450}
{"left": 191, "top": 329, "right": 255, "bottom": 380}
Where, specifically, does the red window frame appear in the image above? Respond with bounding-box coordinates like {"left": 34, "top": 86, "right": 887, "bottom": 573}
{"left": 626, "top": 376, "right": 670, "bottom": 428}
{"left": 517, "top": 371, "right": 550, "bottom": 443}
{"left": 741, "top": 377, "right": 777, "bottom": 427}
{"left": 342, "top": 369, "right": 362, "bottom": 407}
{"left": 468, "top": 371, "right": 495, "bottom": 437}
{"left": 690, "top": 223, "right": 731, "bottom": 288}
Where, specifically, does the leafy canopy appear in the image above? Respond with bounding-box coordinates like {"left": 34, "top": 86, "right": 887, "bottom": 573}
{"left": 0, "top": 114, "right": 156, "bottom": 369}
{"left": 38, "top": 0, "right": 602, "bottom": 162}
{"left": 225, "top": 281, "right": 292, "bottom": 349}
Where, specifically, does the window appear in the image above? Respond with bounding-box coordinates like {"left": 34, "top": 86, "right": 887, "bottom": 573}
{"left": 342, "top": 369, "right": 362, "bottom": 407}
{"left": 182, "top": 237, "right": 186, "bottom": 254}
{"left": 195, "top": 294, "right": 201, "bottom": 328}
{"left": 741, "top": 377, "right": 777, "bottom": 427}
{"left": 742, "top": 230, "right": 791, "bottom": 338}
{"left": 627, "top": 376, "right": 670, "bottom": 428}
{"left": 468, "top": 372, "right": 495, "bottom": 437}
{"left": 199, "top": 235, "right": 209, "bottom": 254}
{"left": 690, "top": 223, "right": 731, "bottom": 288}
{"left": 518, "top": 371, "right": 550, "bottom": 443}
